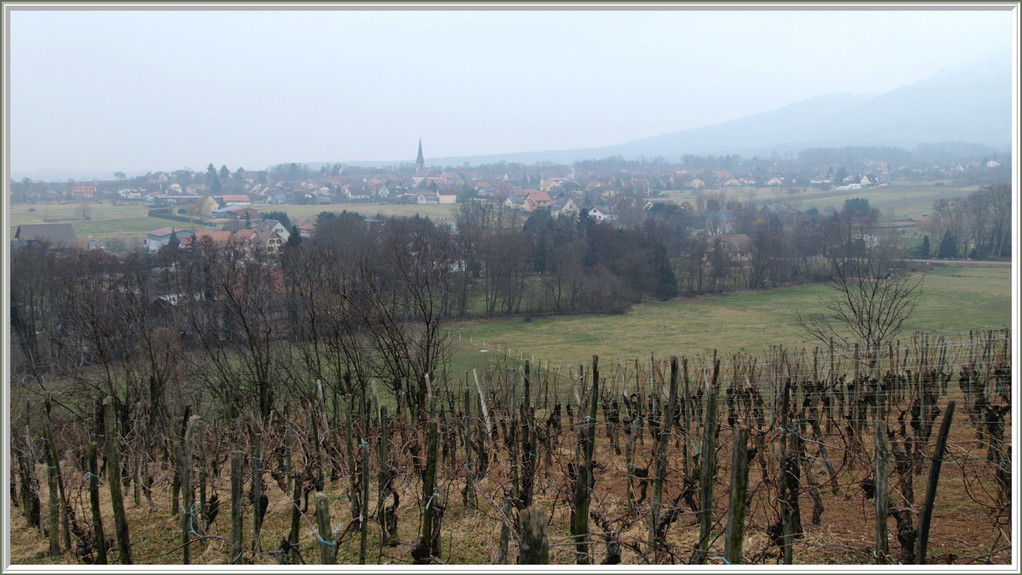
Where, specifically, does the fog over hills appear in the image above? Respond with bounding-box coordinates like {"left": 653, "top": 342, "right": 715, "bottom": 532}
{"left": 16, "top": 52, "right": 1011, "bottom": 181}
{"left": 425, "top": 51, "right": 1012, "bottom": 167}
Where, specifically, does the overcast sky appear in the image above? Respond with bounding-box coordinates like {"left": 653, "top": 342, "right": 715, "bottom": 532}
{"left": 6, "top": 3, "right": 1017, "bottom": 179}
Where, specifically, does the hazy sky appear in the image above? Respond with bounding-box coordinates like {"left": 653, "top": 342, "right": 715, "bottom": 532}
{"left": 6, "top": 3, "right": 1017, "bottom": 178}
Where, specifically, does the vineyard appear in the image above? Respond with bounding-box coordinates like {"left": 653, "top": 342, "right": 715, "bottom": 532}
{"left": 7, "top": 330, "right": 1013, "bottom": 567}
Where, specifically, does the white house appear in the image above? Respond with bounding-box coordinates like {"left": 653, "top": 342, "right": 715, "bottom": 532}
{"left": 554, "top": 197, "right": 580, "bottom": 220}
{"left": 254, "top": 219, "right": 290, "bottom": 242}
{"left": 145, "top": 227, "right": 193, "bottom": 252}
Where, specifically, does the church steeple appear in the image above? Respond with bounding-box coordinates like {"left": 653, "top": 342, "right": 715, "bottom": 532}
{"left": 416, "top": 138, "right": 425, "bottom": 171}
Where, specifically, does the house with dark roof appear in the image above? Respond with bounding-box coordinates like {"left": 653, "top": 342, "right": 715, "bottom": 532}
{"left": 254, "top": 219, "right": 290, "bottom": 242}
{"left": 14, "top": 223, "right": 80, "bottom": 248}
{"left": 553, "top": 197, "right": 581, "bottom": 220}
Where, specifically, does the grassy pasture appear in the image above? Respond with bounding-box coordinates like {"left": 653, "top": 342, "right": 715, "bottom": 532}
{"left": 792, "top": 181, "right": 980, "bottom": 220}
{"left": 661, "top": 180, "right": 979, "bottom": 221}
{"left": 448, "top": 264, "right": 1012, "bottom": 374}
{"left": 266, "top": 201, "right": 458, "bottom": 224}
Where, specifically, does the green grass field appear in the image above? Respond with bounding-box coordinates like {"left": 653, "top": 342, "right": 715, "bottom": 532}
{"left": 271, "top": 202, "right": 459, "bottom": 223}
{"left": 661, "top": 180, "right": 980, "bottom": 221}
{"left": 448, "top": 264, "right": 1012, "bottom": 374}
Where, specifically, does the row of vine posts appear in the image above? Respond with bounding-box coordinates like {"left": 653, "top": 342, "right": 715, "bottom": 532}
{"left": 10, "top": 329, "right": 1011, "bottom": 565}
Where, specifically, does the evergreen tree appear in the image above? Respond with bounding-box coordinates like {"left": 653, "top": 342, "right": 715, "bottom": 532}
{"left": 917, "top": 235, "right": 931, "bottom": 259}
{"left": 206, "top": 163, "right": 222, "bottom": 194}
{"left": 287, "top": 225, "right": 302, "bottom": 248}
{"left": 936, "top": 234, "right": 957, "bottom": 259}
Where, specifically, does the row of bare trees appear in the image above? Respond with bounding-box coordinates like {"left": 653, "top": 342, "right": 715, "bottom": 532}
{"left": 917, "top": 183, "right": 1012, "bottom": 260}
{"left": 10, "top": 213, "right": 461, "bottom": 443}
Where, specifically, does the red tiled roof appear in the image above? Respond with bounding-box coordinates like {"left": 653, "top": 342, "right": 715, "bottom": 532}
{"left": 528, "top": 190, "right": 553, "bottom": 203}
{"left": 181, "top": 231, "right": 234, "bottom": 247}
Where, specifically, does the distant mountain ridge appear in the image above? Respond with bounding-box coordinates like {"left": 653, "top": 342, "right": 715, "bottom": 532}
{"left": 424, "top": 51, "right": 1012, "bottom": 167}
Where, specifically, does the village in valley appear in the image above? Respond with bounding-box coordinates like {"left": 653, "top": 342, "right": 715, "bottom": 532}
{"left": 9, "top": 140, "right": 1010, "bottom": 257}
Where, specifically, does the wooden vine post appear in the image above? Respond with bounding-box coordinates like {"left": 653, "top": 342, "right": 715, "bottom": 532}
{"left": 285, "top": 405, "right": 302, "bottom": 565}
{"left": 344, "top": 392, "right": 359, "bottom": 522}
{"left": 571, "top": 355, "right": 599, "bottom": 564}
{"left": 378, "top": 405, "right": 399, "bottom": 546}
{"left": 724, "top": 426, "right": 750, "bottom": 565}
{"left": 874, "top": 422, "right": 890, "bottom": 564}
{"left": 314, "top": 492, "right": 337, "bottom": 564}
{"left": 249, "top": 417, "right": 265, "bottom": 553}
{"left": 87, "top": 441, "right": 107, "bottom": 564}
{"left": 171, "top": 405, "right": 191, "bottom": 517}
{"left": 359, "top": 408, "right": 371, "bottom": 564}
{"left": 180, "top": 415, "right": 198, "bottom": 564}
{"left": 42, "top": 397, "right": 62, "bottom": 556}
{"left": 650, "top": 356, "right": 679, "bottom": 560}
{"left": 916, "top": 401, "right": 956, "bottom": 564}
{"left": 101, "top": 396, "right": 132, "bottom": 564}
{"left": 497, "top": 496, "right": 513, "bottom": 564}
{"left": 695, "top": 359, "right": 720, "bottom": 564}
{"left": 519, "top": 360, "right": 537, "bottom": 509}
{"left": 230, "top": 451, "right": 244, "bottom": 564}
{"left": 412, "top": 374, "right": 442, "bottom": 564}
{"left": 625, "top": 414, "right": 638, "bottom": 509}
{"left": 518, "top": 505, "right": 550, "bottom": 564}
{"left": 778, "top": 375, "right": 803, "bottom": 566}
{"left": 462, "top": 378, "right": 477, "bottom": 508}
{"left": 681, "top": 357, "right": 693, "bottom": 492}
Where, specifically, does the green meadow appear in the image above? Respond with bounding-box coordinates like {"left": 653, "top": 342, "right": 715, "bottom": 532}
{"left": 448, "top": 264, "right": 1012, "bottom": 374}
{"left": 661, "top": 180, "right": 980, "bottom": 220}
{"left": 267, "top": 201, "right": 458, "bottom": 223}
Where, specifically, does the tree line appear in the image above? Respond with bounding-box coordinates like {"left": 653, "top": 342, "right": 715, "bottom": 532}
{"left": 914, "top": 183, "right": 1011, "bottom": 260}
{"left": 9, "top": 184, "right": 1010, "bottom": 426}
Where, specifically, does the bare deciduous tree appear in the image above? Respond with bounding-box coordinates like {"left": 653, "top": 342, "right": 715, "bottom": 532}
{"left": 798, "top": 256, "right": 922, "bottom": 369}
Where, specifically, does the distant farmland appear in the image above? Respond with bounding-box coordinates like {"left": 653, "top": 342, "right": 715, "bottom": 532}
{"left": 8, "top": 201, "right": 458, "bottom": 245}
{"left": 7, "top": 179, "right": 981, "bottom": 246}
